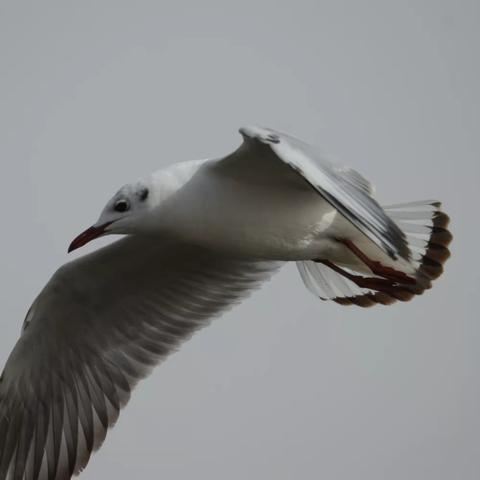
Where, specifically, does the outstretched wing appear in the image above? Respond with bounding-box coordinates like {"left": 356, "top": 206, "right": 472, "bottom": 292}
{"left": 220, "top": 126, "right": 409, "bottom": 260}
{"left": 0, "top": 237, "right": 280, "bottom": 480}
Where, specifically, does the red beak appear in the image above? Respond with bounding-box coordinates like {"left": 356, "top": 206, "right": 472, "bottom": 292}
{"left": 68, "top": 222, "right": 112, "bottom": 253}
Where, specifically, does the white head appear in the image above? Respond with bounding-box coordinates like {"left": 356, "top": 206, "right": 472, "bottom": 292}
{"left": 68, "top": 180, "right": 153, "bottom": 252}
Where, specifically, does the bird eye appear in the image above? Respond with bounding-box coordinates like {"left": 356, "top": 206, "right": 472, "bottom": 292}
{"left": 114, "top": 199, "right": 130, "bottom": 213}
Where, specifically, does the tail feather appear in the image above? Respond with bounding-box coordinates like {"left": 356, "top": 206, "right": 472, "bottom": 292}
{"left": 387, "top": 201, "right": 451, "bottom": 283}
{"left": 297, "top": 200, "right": 452, "bottom": 307}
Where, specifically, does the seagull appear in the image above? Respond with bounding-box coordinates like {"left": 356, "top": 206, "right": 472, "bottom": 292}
{"left": 0, "top": 126, "right": 451, "bottom": 479}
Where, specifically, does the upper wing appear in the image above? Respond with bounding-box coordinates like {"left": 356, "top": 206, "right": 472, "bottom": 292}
{"left": 0, "top": 236, "right": 280, "bottom": 480}
{"left": 219, "top": 126, "right": 409, "bottom": 260}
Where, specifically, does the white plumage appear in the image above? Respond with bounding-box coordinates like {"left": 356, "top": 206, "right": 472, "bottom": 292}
{"left": 0, "top": 126, "right": 451, "bottom": 479}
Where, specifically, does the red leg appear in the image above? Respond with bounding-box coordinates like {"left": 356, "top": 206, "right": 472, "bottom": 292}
{"left": 319, "top": 260, "right": 404, "bottom": 295}
{"left": 341, "top": 239, "right": 416, "bottom": 285}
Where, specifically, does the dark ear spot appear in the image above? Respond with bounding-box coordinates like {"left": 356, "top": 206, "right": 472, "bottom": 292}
{"left": 139, "top": 188, "right": 149, "bottom": 202}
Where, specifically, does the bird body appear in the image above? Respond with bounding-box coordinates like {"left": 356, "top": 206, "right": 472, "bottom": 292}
{"left": 149, "top": 159, "right": 339, "bottom": 260}
{"left": 122, "top": 150, "right": 410, "bottom": 274}
{"left": 0, "top": 126, "right": 452, "bottom": 479}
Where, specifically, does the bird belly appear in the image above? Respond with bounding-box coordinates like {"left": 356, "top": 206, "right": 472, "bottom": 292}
{"left": 164, "top": 172, "right": 341, "bottom": 260}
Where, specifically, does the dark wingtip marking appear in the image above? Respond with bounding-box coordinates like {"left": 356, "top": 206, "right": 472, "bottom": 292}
{"left": 430, "top": 230, "right": 453, "bottom": 247}
{"left": 333, "top": 291, "right": 398, "bottom": 308}
{"left": 418, "top": 206, "right": 452, "bottom": 282}
{"left": 373, "top": 292, "right": 397, "bottom": 305}
{"left": 333, "top": 296, "right": 374, "bottom": 307}
{"left": 419, "top": 259, "right": 444, "bottom": 280}
{"left": 432, "top": 211, "right": 450, "bottom": 229}
{"left": 425, "top": 243, "right": 451, "bottom": 263}
{"left": 389, "top": 289, "right": 416, "bottom": 302}
{"left": 330, "top": 204, "right": 452, "bottom": 308}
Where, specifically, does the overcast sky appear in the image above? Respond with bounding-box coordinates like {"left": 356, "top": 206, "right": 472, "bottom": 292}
{"left": 0, "top": 1, "right": 479, "bottom": 479}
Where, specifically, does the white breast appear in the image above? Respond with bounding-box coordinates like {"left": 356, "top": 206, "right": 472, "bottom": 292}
{"left": 156, "top": 161, "right": 339, "bottom": 260}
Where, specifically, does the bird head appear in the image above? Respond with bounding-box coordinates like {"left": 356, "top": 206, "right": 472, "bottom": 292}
{"left": 68, "top": 182, "right": 152, "bottom": 252}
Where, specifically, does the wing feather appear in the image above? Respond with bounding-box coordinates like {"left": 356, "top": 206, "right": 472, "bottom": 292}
{"left": 0, "top": 236, "right": 280, "bottom": 479}
{"left": 235, "top": 126, "right": 410, "bottom": 260}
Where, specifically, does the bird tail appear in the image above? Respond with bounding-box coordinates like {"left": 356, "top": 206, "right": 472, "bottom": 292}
{"left": 297, "top": 200, "right": 452, "bottom": 307}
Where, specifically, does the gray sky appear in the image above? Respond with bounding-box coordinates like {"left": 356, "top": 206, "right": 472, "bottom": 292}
{"left": 0, "top": 1, "right": 478, "bottom": 479}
